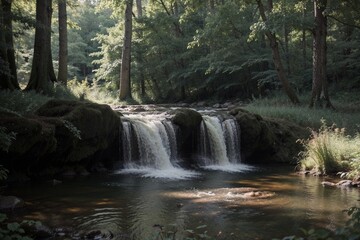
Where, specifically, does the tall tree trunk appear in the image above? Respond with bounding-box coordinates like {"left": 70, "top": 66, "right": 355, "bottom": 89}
{"left": 26, "top": 0, "right": 56, "bottom": 93}
{"left": 284, "top": 23, "right": 291, "bottom": 75}
{"left": 209, "top": 0, "right": 215, "bottom": 13}
{"left": 119, "top": 0, "right": 133, "bottom": 100}
{"left": 58, "top": 0, "right": 68, "bottom": 86}
{"left": 309, "top": 0, "right": 333, "bottom": 108}
{"left": 302, "top": 8, "right": 307, "bottom": 74}
{"left": 256, "top": 0, "right": 300, "bottom": 104}
{"left": 0, "top": 0, "right": 19, "bottom": 90}
{"left": 136, "top": 0, "right": 142, "bottom": 16}
{"left": 135, "top": 0, "right": 145, "bottom": 96}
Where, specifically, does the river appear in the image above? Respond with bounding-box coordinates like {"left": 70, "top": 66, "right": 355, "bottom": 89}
{"left": 7, "top": 165, "right": 360, "bottom": 239}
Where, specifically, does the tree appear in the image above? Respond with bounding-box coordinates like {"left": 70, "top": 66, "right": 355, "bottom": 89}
{"left": 58, "top": 0, "right": 68, "bottom": 85}
{"left": 256, "top": 0, "right": 300, "bottom": 104}
{"left": 119, "top": 0, "right": 133, "bottom": 100}
{"left": 26, "top": 0, "right": 56, "bottom": 93}
{"left": 0, "top": 0, "right": 19, "bottom": 90}
{"left": 309, "top": 0, "right": 333, "bottom": 108}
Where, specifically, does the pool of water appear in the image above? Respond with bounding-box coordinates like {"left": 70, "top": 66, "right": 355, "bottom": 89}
{"left": 6, "top": 165, "right": 360, "bottom": 239}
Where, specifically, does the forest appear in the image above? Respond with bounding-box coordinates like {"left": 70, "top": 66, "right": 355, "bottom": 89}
{"left": 1, "top": 0, "right": 360, "bottom": 239}
{"left": 1, "top": 0, "right": 359, "bottom": 105}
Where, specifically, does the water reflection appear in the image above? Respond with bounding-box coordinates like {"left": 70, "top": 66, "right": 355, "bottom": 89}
{"left": 7, "top": 166, "right": 360, "bottom": 239}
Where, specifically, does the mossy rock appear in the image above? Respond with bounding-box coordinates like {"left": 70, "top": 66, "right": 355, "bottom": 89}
{"left": 170, "top": 108, "right": 202, "bottom": 129}
{"left": 1, "top": 100, "right": 121, "bottom": 178}
{"left": 37, "top": 100, "right": 121, "bottom": 164}
{"left": 170, "top": 108, "right": 203, "bottom": 164}
{"left": 231, "top": 107, "right": 309, "bottom": 163}
{"left": 0, "top": 113, "right": 57, "bottom": 170}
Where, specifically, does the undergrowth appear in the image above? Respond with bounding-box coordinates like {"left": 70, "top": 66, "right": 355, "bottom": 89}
{"left": 298, "top": 120, "right": 360, "bottom": 179}
{"left": 245, "top": 93, "right": 360, "bottom": 134}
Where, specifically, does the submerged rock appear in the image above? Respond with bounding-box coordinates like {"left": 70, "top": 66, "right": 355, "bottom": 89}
{"left": 0, "top": 195, "right": 24, "bottom": 210}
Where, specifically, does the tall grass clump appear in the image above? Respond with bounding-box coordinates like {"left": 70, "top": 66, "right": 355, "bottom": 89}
{"left": 298, "top": 120, "right": 360, "bottom": 178}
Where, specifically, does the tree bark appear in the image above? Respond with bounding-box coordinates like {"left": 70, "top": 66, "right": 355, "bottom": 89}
{"left": 135, "top": 0, "right": 145, "bottom": 96}
{"left": 119, "top": 0, "right": 133, "bottom": 100}
{"left": 256, "top": 0, "right": 300, "bottom": 104}
{"left": 0, "top": 0, "right": 19, "bottom": 90}
{"left": 209, "top": 0, "right": 215, "bottom": 13}
{"left": 309, "top": 0, "right": 333, "bottom": 108}
{"left": 58, "top": 0, "right": 68, "bottom": 86}
{"left": 26, "top": 0, "right": 56, "bottom": 93}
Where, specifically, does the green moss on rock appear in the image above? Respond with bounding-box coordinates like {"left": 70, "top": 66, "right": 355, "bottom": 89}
{"left": 230, "top": 107, "right": 309, "bottom": 163}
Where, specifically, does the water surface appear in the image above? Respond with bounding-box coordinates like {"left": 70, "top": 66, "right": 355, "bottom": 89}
{"left": 7, "top": 165, "right": 360, "bottom": 239}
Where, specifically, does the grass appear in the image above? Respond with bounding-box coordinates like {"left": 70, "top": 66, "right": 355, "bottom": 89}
{"left": 0, "top": 80, "right": 135, "bottom": 115}
{"left": 298, "top": 121, "right": 360, "bottom": 178}
{"left": 244, "top": 92, "right": 360, "bottom": 135}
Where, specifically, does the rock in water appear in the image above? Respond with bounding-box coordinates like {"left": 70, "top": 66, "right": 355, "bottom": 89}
{"left": 0, "top": 195, "right": 24, "bottom": 210}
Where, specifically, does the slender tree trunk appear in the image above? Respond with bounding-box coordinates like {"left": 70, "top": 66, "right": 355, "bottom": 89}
{"left": 26, "top": 0, "right": 56, "bottom": 93}
{"left": 135, "top": 0, "right": 145, "bottom": 96}
{"left": 209, "top": 0, "right": 215, "bottom": 13}
{"left": 309, "top": 0, "right": 333, "bottom": 108}
{"left": 0, "top": 0, "right": 19, "bottom": 90}
{"left": 119, "top": 0, "right": 133, "bottom": 100}
{"left": 136, "top": 0, "right": 142, "bottom": 16}
{"left": 256, "top": 0, "right": 300, "bottom": 104}
{"left": 58, "top": 0, "right": 68, "bottom": 85}
{"left": 284, "top": 23, "right": 291, "bottom": 75}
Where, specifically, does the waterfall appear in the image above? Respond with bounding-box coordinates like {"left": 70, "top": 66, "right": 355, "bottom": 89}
{"left": 199, "top": 115, "right": 247, "bottom": 171}
{"left": 222, "top": 119, "right": 241, "bottom": 163}
{"left": 200, "top": 116, "right": 230, "bottom": 165}
{"left": 119, "top": 111, "right": 250, "bottom": 177}
{"left": 122, "top": 121, "right": 133, "bottom": 164}
{"left": 119, "top": 114, "right": 196, "bottom": 179}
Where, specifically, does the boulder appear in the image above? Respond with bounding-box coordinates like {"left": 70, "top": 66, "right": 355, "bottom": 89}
{"left": 230, "top": 108, "right": 309, "bottom": 163}
{"left": 170, "top": 108, "right": 203, "bottom": 163}
{"left": 0, "top": 195, "right": 24, "bottom": 210}
{"left": 0, "top": 100, "right": 121, "bottom": 178}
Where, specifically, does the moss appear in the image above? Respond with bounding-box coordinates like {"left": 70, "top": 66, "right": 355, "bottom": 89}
{"left": 231, "top": 107, "right": 309, "bottom": 163}
{"left": 170, "top": 108, "right": 202, "bottom": 129}
{"left": 1, "top": 99, "right": 120, "bottom": 178}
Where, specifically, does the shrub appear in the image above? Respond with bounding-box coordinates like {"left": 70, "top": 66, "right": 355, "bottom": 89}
{"left": 298, "top": 120, "right": 360, "bottom": 178}
{"left": 0, "top": 127, "right": 16, "bottom": 152}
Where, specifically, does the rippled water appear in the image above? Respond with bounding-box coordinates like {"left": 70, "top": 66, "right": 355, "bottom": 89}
{"left": 7, "top": 165, "right": 360, "bottom": 239}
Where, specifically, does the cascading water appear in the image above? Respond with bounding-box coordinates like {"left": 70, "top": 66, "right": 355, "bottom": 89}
{"left": 222, "top": 119, "right": 241, "bottom": 163}
{"left": 199, "top": 116, "right": 231, "bottom": 165}
{"left": 118, "top": 113, "right": 197, "bottom": 179}
{"left": 199, "top": 115, "right": 251, "bottom": 172}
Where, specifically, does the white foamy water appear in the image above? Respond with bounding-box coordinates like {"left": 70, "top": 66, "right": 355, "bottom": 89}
{"left": 115, "top": 166, "right": 199, "bottom": 180}
{"left": 202, "top": 163, "right": 255, "bottom": 173}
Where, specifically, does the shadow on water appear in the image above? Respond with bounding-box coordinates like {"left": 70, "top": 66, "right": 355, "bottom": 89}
{"left": 6, "top": 164, "right": 360, "bottom": 239}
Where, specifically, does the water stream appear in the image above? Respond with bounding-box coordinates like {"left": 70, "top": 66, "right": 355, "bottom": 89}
{"left": 7, "top": 166, "right": 360, "bottom": 239}
{"left": 6, "top": 108, "right": 360, "bottom": 239}
{"left": 119, "top": 111, "right": 251, "bottom": 178}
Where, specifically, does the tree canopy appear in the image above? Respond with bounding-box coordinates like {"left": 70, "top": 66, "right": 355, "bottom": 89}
{"left": 1, "top": 0, "right": 359, "bottom": 103}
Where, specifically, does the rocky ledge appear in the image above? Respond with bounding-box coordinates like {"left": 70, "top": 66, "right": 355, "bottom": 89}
{"left": 0, "top": 99, "right": 120, "bottom": 178}
{"left": 1, "top": 100, "right": 310, "bottom": 179}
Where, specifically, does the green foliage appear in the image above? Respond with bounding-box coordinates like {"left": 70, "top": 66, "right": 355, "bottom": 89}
{"left": 298, "top": 120, "right": 360, "bottom": 177}
{"left": 0, "top": 213, "right": 33, "bottom": 240}
{"left": 0, "top": 165, "right": 9, "bottom": 181}
{"left": 245, "top": 93, "right": 360, "bottom": 134}
{"left": 0, "top": 127, "right": 16, "bottom": 152}
{"left": 150, "top": 224, "right": 211, "bottom": 240}
{"left": 275, "top": 207, "right": 360, "bottom": 240}
{"left": 0, "top": 87, "right": 77, "bottom": 115}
